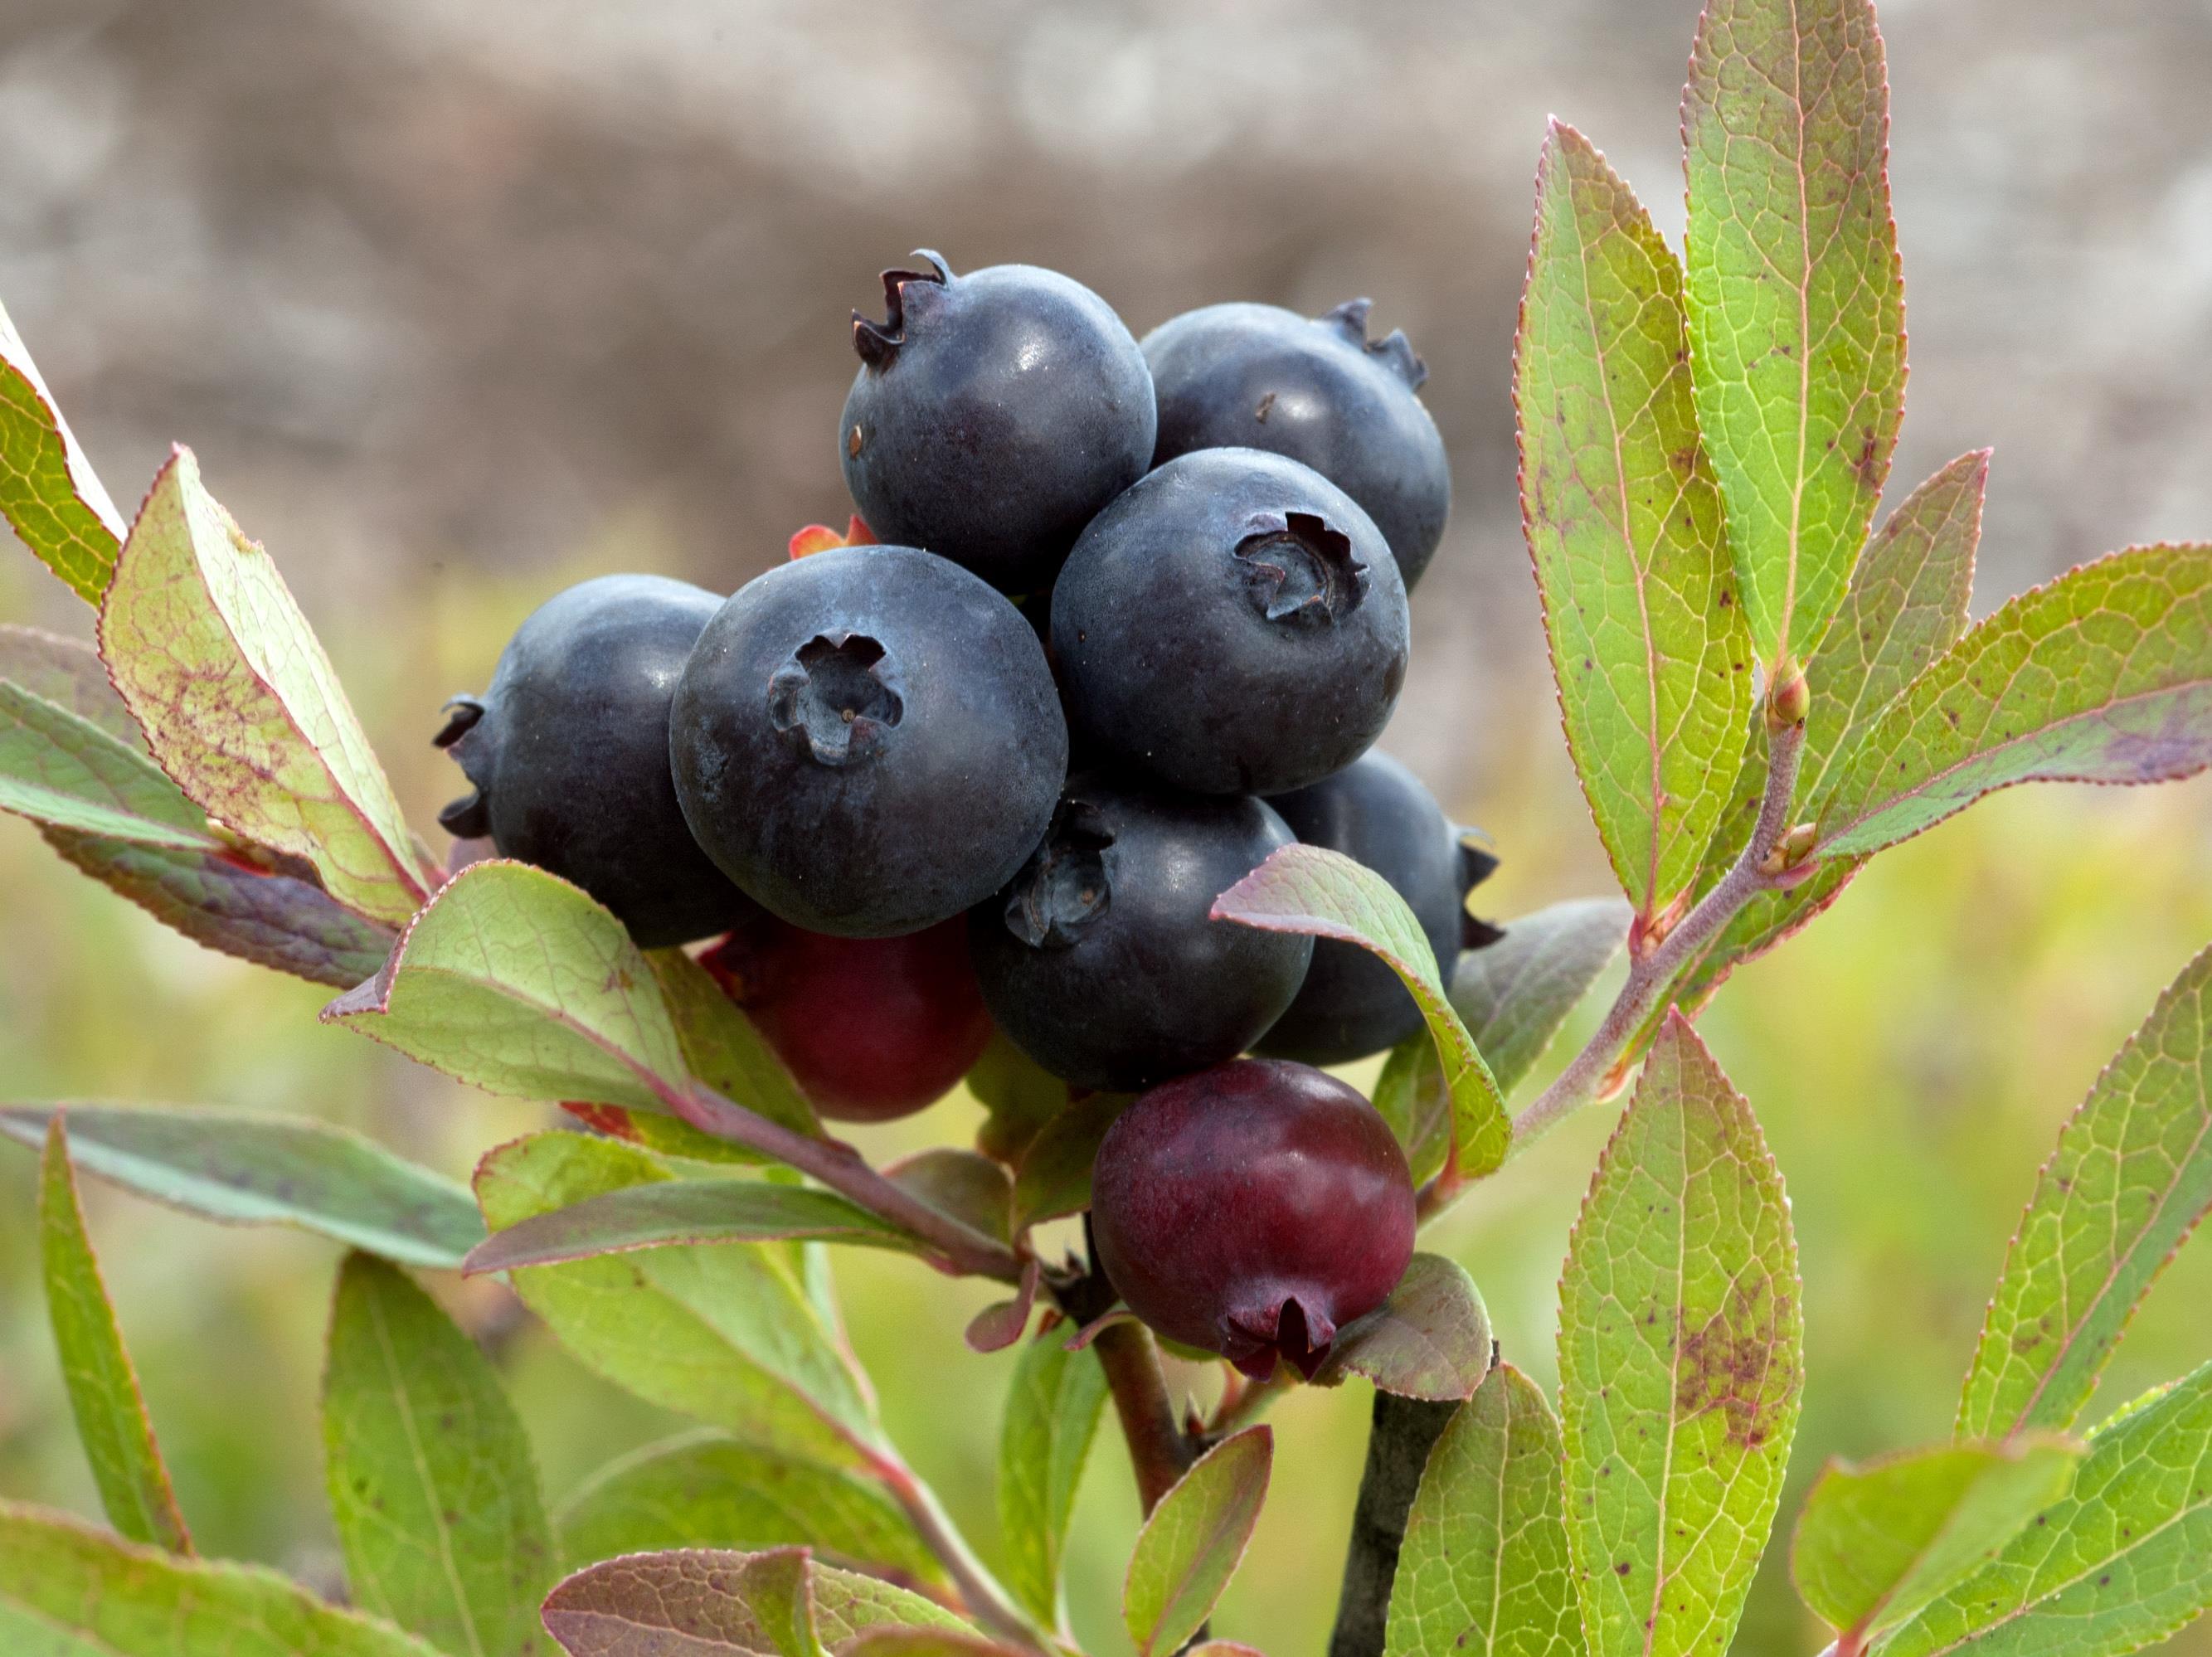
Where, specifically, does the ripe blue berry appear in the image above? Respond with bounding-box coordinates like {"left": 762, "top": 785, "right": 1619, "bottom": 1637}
{"left": 669, "top": 544, "right": 1067, "bottom": 938}
{"left": 1258, "top": 751, "right": 1503, "bottom": 1065}
{"left": 1051, "top": 448, "right": 1410, "bottom": 797}
{"left": 1143, "top": 299, "right": 1451, "bottom": 589}
{"left": 435, "top": 574, "right": 760, "bottom": 949}
{"left": 841, "top": 252, "right": 1155, "bottom": 595}
{"left": 1091, "top": 1059, "right": 1417, "bottom": 1379}
{"left": 968, "top": 775, "right": 1310, "bottom": 1092}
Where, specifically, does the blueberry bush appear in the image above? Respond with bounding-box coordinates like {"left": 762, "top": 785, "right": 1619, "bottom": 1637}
{"left": 3, "top": 2, "right": 2211, "bottom": 1655}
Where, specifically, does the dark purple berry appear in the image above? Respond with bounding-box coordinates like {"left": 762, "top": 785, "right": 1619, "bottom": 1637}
{"left": 968, "top": 774, "right": 1310, "bottom": 1092}
{"left": 669, "top": 544, "right": 1067, "bottom": 938}
{"left": 841, "top": 252, "right": 1155, "bottom": 595}
{"left": 1142, "top": 299, "right": 1451, "bottom": 589}
{"left": 700, "top": 916, "right": 990, "bottom": 1124}
{"left": 435, "top": 574, "right": 760, "bottom": 949}
{"left": 1050, "top": 448, "right": 1410, "bottom": 797}
{"left": 1258, "top": 751, "right": 1503, "bottom": 1065}
{"left": 1091, "top": 1059, "right": 1417, "bottom": 1380}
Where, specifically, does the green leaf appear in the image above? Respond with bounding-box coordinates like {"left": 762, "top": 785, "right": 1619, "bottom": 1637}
{"left": 998, "top": 1329, "right": 1111, "bottom": 1626}
{"left": 1680, "top": 452, "right": 1987, "bottom": 1003}
{"left": 0, "top": 624, "right": 141, "bottom": 744}
{"left": 556, "top": 1429, "right": 940, "bottom": 1583}
{"left": 1556, "top": 1013, "right": 1802, "bottom": 1657}
{"left": 967, "top": 1033, "right": 1072, "bottom": 1167}
{"left": 98, "top": 447, "right": 430, "bottom": 926}
{"left": 1311, "top": 1254, "right": 1492, "bottom": 1402}
{"left": 1123, "top": 1426, "right": 1273, "bottom": 1657}
{"left": 1818, "top": 543, "right": 2212, "bottom": 860}
{"left": 1879, "top": 1364, "right": 2212, "bottom": 1657}
{"left": 0, "top": 1103, "right": 483, "bottom": 1269}
{"left": 1384, "top": 1364, "right": 1582, "bottom": 1657}
{"left": 840, "top": 1634, "right": 1021, "bottom": 1657}
{"left": 1682, "top": 0, "right": 1907, "bottom": 670}
{"left": 1011, "top": 1089, "right": 1132, "bottom": 1231}
{"left": 474, "top": 1131, "right": 881, "bottom": 1468}
{"left": 0, "top": 296, "right": 124, "bottom": 605}
{"left": 1451, "top": 897, "right": 1631, "bottom": 1095}
{"left": 1958, "top": 943, "right": 2212, "bottom": 1441}
{"left": 38, "top": 1116, "right": 192, "bottom": 1555}
{"left": 0, "top": 1499, "right": 439, "bottom": 1655}
{"left": 41, "top": 825, "right": 397, "bottom": 987}
{"left": 1791, "top": 1435, "right": 2083, "bottom": 1645}
{"left": 1372, "top": 1036, "right": 1454, "bottom": 1188}
{"left": 887, "top": 1149, "right": 1014, "bottom": 1246}
{"left": 0, "top": 680, "right": 221, "bottom": 849}
{"left": 646, "top": 948, "right": 820, "bottom": 1139}
{"left": 540, "top": 1549, "right": 970, "bottom": 1657}
{"left": 327, "top": 860, "right": 688, "bottom": 1115}
{"left": 1517, "top": 120, "right": 1753, "bottom": 921}
{"left": 465, "top": 1178, "right": 913, "bottom": 1276}
{"left": 1213, "top": 844, "right": 1509, "bottom": 1179}
{"left": 323, "top": 1252, "right": 556, "bottom": 1657}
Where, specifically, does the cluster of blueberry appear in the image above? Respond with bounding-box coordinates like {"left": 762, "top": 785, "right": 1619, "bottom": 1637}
{"left": 436, "top": 253, "right": 1495, "bottom": 1378}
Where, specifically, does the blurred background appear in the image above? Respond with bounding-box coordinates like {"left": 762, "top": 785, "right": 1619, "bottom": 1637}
{"left": 3, "top": 0, "right": 2212, "bottom": 1650}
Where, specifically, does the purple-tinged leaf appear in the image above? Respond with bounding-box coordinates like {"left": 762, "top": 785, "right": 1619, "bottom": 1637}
{"left": 100, "top": 447, "right": 433, "bottom": 926}
{"left": 540, "top": 1548, "right": 971, "bottom": 1657}
{"left": 1451, "top": 896, "right": 1631, "bottom": 1096}
{"left": 1683, "top": 0, "right": 1907, "bottom": 671}
{"left": 1213, "top": 844, "right": 1508, "bottom": 1180}
{"left": 1818, "top": 543, "right": 2212, "bottom": 859}
{"left": 840, "top": 1634, "right": 1023, "bottom": 1657}
{"left": 0, "top": 624, "right": 143, "bottom": 746}
{"left": 464, "top": 1178, "right": 913, "bottom": 1277}
{"left": 1518, "top": 119, "right": 1753, "bottom": 924}
{"left": 0, "top": 1103, "right": 482, "bottom": 1270}
{"left": 887, "top": 1149, "right": 1014, "bottom": 1246}
{"left": 1310, "top": 1253, "right": 1492, "bottom": 1402}
{"left": 1123, "top": 1426, "right": 1274, "bottom": 1657}
{"left": 0, "top": 296, "right": 124, "bottom": 605}
{"left": 1958, "top": 943, "right": 2212, "bottom": 1441}
{"left": 964, "top": 1258, "right": 1041, "bottom": 1354}
{"left": 39, "top": 1116, "right": 193, "bottom": 1555}
{"left": 42, "top": 826, "right": 395, "bottom": 988}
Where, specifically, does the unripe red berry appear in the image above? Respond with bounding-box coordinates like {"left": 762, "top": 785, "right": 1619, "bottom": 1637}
{"left": 702, "top": 914, "right": 992, "bottom": 1123}
{"left": 1090, "top": 1059, "right": 1416, "bottom": 1379}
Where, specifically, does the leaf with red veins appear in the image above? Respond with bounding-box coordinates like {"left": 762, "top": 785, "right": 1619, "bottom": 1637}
{"left": 1816, "top": 542, "right": 2212, "bottom": 860}
{"left": 1517, "top": 120, "right": 1753, "bottom": 924}
{"left": 99, "top": 447, "right": 433, "bottom": 928}
{"left": 0, "top": 296, "right": 124, "bottom": 605}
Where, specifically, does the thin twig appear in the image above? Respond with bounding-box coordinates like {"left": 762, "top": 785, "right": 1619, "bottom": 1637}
{"left": 1091, "top": 1319, "right": 1198, "bottom": 1514}
{"left": 863, "top": 1443, "right": 1055, "bottom": 1655}
{"left": 1422, "top": 714, "right": 1811, "bottom": 1222}
{"left": 668, "top": 1083, "right": 1023, "bottom": 1282}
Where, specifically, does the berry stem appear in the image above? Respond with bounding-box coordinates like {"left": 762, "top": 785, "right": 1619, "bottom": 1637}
{"left": 668, "top": 1084, "right": 1025, "bottom": 1282}
{"left": 1091, "top": 1319, "right": 1198, "bottom": 1514}
{"left": 1426, "top": 713, "right": 1809, "bottom": 1213}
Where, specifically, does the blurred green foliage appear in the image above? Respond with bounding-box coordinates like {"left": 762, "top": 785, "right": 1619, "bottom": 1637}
{"left": 2, "top": 561, "right": 2210, "bottom": 1655}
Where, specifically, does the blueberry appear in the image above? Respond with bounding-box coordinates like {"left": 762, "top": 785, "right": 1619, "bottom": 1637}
{"left": 702, "top": 914, "right": 991, "bottom": 1123}
{"left": 1090, "top": 1058, "right": 1417, "bottom": 1379}
{"left": 669, "top": 544, "right": 1067, "bottom": 938}
{"left": 1257, "top": 751, "right": 1505, "bottom": 1065}
{"left": 1142, "top": 299, "right": 1451, "bottom": 589}
{"left": 968, "top": 773, "right": 1311, "bottom": 1091}
{"left": 841, "top": 252, "right": 1155, "bottom": 595}
{"left": 1051, "top": 448, "right": 1410, "bottom": 797}
{"left": 435, "top": 574, "right": 761, "bottom": 949}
